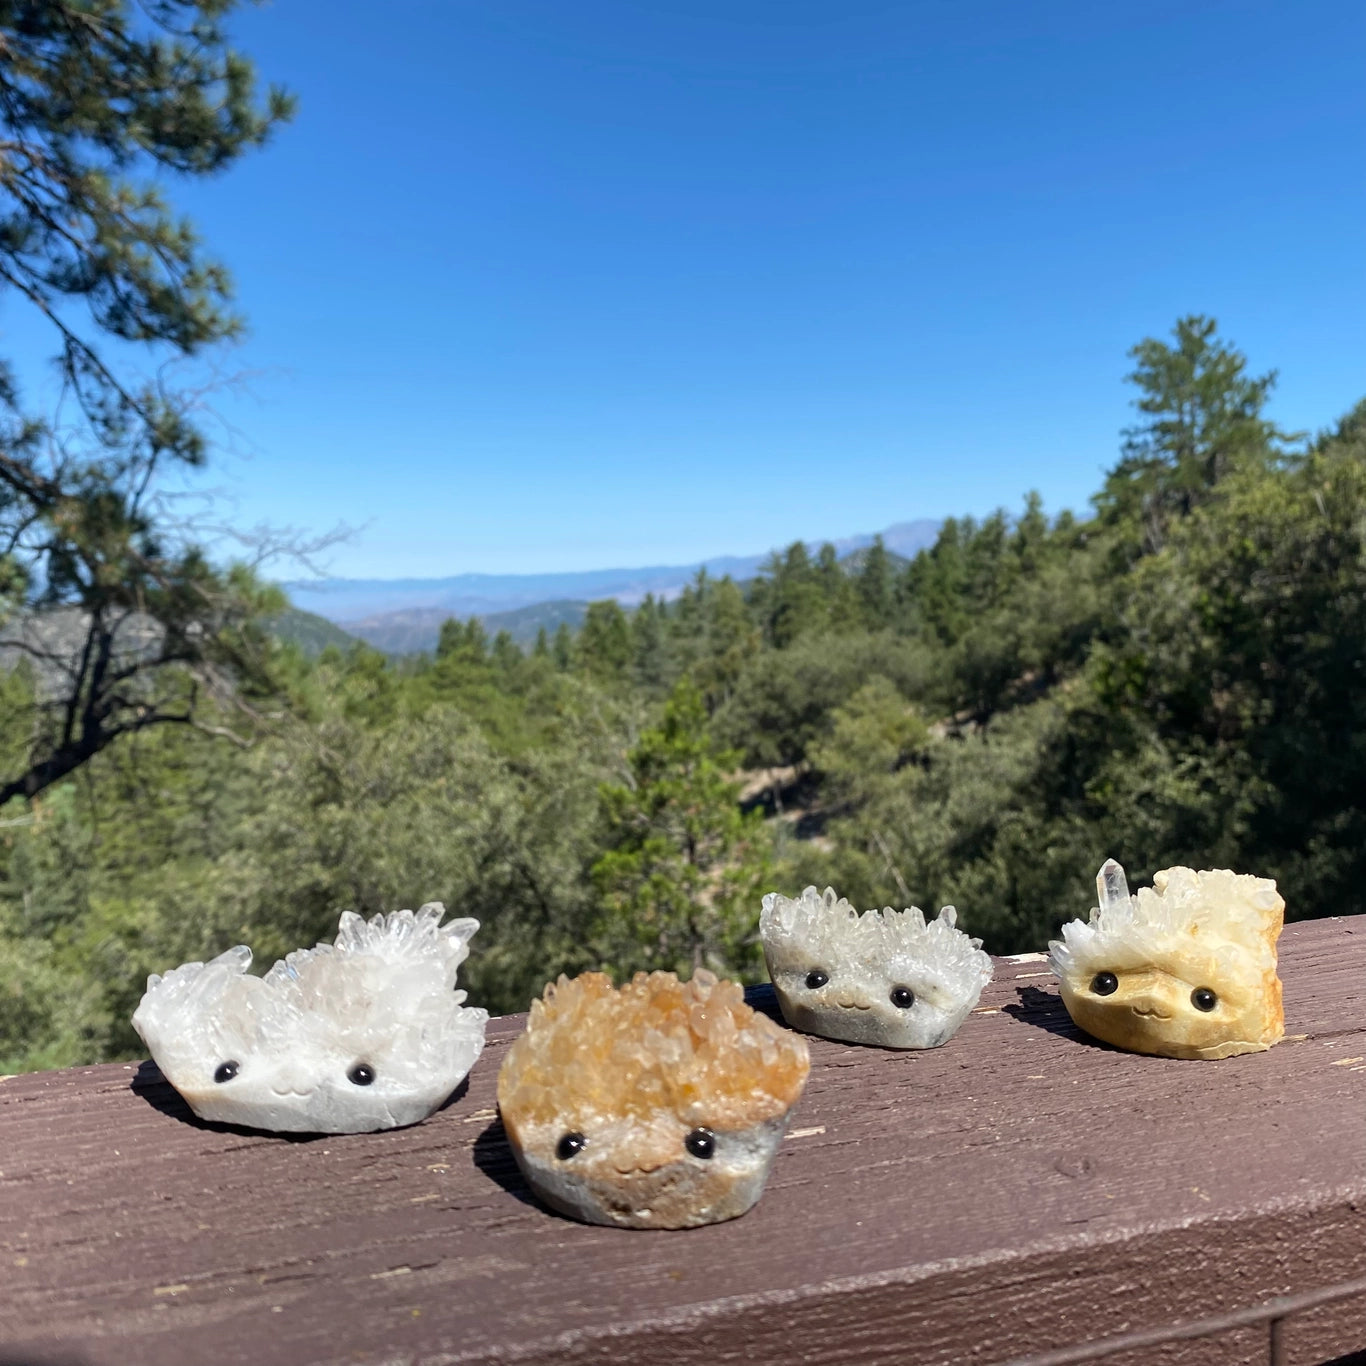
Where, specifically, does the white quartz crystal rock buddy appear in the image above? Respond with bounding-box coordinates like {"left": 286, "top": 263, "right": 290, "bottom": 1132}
{"left": 760, "top": 886, "right": 994, "bottom": 1048}
{"left": 132, "top": 904, "right": 488, "bottom": 1133}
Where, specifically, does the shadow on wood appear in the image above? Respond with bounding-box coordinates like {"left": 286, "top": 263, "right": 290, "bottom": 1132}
{"left": 470, "top": 1114, "right": 540, "bottom": 1208}
{"left": 1003, "top": 983, "right": 1111, "bottom": 1045}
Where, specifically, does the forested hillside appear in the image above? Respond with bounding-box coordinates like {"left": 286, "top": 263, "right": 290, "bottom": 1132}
{"left": 2, "top": 317, "right": 1364, "bottom": 1074}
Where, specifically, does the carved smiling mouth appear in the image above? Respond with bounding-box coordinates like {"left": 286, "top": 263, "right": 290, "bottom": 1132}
{"left": 834, "top": 1000, "right": 873, "bottom": 1011}
{"left": 271, "top": 1086, "right": 315, "bottom": 1098}
{"left": 1130, "top": 1006, "right": 1171, "bottom": 1020}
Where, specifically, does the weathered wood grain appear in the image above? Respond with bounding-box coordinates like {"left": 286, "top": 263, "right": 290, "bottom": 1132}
{"left": 1, "top": 917, "right": 1363, "bottom": 1366}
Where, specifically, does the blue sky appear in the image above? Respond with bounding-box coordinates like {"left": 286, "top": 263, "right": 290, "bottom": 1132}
{"left": 7, "top": 0, "right": 1366, "bottom": 577}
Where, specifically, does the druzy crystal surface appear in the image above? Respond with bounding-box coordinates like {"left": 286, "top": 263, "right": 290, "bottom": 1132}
{"left": 761, "top": 885, "right": 994, "bottom": 1048}
{"left": 498, "top": 969, "right": 810, "bottom": 1229}
{"left": 132, "top": 904, "right": 488, "bottom": 1132}
{"left": 1049, "top": 860, "right": 1285, "bottom": 1060}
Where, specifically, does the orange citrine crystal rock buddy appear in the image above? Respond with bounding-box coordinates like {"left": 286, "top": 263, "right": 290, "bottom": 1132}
{"left": 497, "top": 969, "right": 810, "bottom": 1229}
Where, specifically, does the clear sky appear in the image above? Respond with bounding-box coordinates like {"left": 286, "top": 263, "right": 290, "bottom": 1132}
{"left": 9, "top": 0, "right": 1366, "bottom": 577}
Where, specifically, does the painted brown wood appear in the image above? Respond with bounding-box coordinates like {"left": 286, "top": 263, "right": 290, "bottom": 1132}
{"left": 1, "top": 916, "right": 1363, "bottom": 1366}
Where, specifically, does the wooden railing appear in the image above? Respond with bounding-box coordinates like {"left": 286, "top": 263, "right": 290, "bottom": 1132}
{"left": 2, "top": 916, "right": 1364, "bottom": 1366}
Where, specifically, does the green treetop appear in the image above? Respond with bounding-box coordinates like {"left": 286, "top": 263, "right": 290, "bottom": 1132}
{"left": 1097, "top": 314, "right": 1299, "bottom": 551}
{"left": 577, "top": 599, "right": 632, "bottom": 680}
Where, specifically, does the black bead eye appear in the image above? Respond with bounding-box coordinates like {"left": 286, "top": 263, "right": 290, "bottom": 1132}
{"left": 805, "top": 969, "right": 829, "bottom": 989}
{"left": 1090, "top": 972, "right": 1119, "bottom": 996}
{"left": 347, "top": 1063, "right": 375, "bottom": 1086}
{"left": 556, "top": 1131, "right": 586, "bottom": 1160}
{"left": 1191, "top": 987, "right": 1217, "bottom": 1012}
{"left": 213, "top": 1061, "right": 239, "bottom": 1084}
{"left": 890, "top": 986, "right": 915, "bottom": 1009}
{"left": 685, "top": 1128, "right": 715, "bottom": 1159}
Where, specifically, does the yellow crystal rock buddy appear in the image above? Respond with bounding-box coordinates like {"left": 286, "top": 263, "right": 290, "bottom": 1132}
{"left": 1049, "top": 859, "right": 1285, "bottom": 1060}
{"left": 497, "top": 969, "right": 810, "bottom": 1229}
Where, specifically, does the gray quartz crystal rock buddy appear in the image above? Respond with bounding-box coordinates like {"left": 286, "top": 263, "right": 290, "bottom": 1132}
{"left": 132, "top": 904, "right": 487, "bottom": 1133}
{"left": 760, "top": 885, "right": 994, "bottom": 1048}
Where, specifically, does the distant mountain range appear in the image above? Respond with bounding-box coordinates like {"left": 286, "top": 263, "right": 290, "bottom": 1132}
{"left": 283, "top": 519, "right": 940, "bottom": 656}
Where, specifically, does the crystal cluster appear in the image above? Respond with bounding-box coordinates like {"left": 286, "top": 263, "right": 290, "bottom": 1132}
{"left": 760, "top": 885, "right": 994, "bottom": 1048}
{"left": 498, "top": 969, "right": 810, "bottom": 1229}
{"left": 1049, "top": 860, "right": 1284, "bottom": 1060}
{"left": 132, "top": 904, "right": 487, "bottom": 1133}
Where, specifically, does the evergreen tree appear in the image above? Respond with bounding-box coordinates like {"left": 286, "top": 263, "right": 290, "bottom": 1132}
{"left": 690, "top": 576, "right": 757, "bottom": 710}
{"left": 436, "top": 618, "right": 462, "bottom": 659}
{"left": 758, "top": 541, "right": 827, "bottom": 646}
{"left": 663, "top": 570, "right": 710, "bottom": 671}
{"left": 590, "top": 680, "right": 770, "bottom": 978}
{"left": 855, "top": 535, "right": 895, "bottom": 629}
{"left": 577, "top": 600, "right": 632, "bottom": 679}
{"left": 814, "top": 542, "right": 843, "bottom": 600}
{"left": 0, "top": 0, "right": 293, "bottom": 807}
{"left": 436, "top": 617, "right": 488, "bottom": 664}
{"left": 491, "top": 629, "right": 521, "bottom": 674}
{"left": 552, "top": 622, "right": 573, "bottom": 670}
{"left": 630, "top": 593, "right": 670, "bottom": 691}
{"left": 1097, "top": 315, "right": 1297, "bottom": 549}
{"left": 804, "top": 676, "right": 931, "bottom": 908}
{"left": 1012, "top": 491, "right": 1050, "bottom": 574}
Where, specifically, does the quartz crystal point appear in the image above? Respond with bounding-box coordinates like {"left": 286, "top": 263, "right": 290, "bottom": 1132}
{"left": 132, "top": 904, "right": 488, "bottom": 1133}
{"left": 760, "top": 886, "right": 994, "bottom": 1048}
{"left": 1049, "top": 861, "right": 1285, "bottom": 1060}
{"left": 1096, "top": 858, "right": 1130, "bottom": 915}
{"left": 498, "top": 970, "right": 810, "bottom": 1229}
